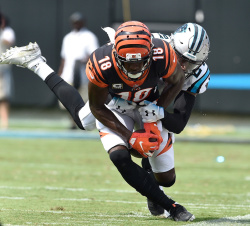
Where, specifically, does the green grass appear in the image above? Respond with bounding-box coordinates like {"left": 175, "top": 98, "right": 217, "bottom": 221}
{"left": 0, "top": 138, "right": 249, "bottom": 225}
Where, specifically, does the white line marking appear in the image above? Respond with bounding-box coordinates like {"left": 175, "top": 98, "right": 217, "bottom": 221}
{"left": 0, "top": 196, "right": 24, "bottom": 199}
{"left": 0, "top": 185, "right": 249, "bottom": 196}
{"left": 189, "top": 214, "right": 250, "bottom": 225}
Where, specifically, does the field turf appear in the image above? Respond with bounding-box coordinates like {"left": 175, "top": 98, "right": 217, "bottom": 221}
{"left": 0, "top": 138, "right": 249, "bottom": 225}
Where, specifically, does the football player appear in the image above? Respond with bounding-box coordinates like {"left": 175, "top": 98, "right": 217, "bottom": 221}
{"left": 0, "top": 21, "right": 195, "bottom": 221}
{"left": 141, "top": 23, "right": 210, "bottom": 217}
{"left": 105, "top": 23, "right": 210, "bottom": 218}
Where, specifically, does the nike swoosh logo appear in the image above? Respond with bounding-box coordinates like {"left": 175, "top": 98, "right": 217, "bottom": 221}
{"left": 139, "top": 141, "right": 144, "bottom": 152}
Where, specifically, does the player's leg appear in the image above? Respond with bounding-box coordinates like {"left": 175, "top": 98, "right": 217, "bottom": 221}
{"left": 0, "top": 43, "right": 96, "bottom": 131}
{"left": 97, "top": 111, "right": 193, "bottom": 221}
{"left": 144, "top": 130, "right": 194, "bottom": 221}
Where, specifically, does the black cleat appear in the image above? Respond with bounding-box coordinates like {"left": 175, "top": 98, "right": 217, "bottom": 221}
{"left": 169, "top": 204, "right": 195, "bottom": 221}
{"left": 147, "top": 198, "right": 168, "bottom": 217}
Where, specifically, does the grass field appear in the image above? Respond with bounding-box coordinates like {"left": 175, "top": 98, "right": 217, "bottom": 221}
{"left": 0, "top": 138, "right": 249, "bottom": 225}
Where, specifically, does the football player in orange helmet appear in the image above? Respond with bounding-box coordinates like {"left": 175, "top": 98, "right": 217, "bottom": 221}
{"left": 0, "top": 21, "right": 194, "bottom": 221}
{"left": 113, "top": 21, "right": 153, "bottom": 81}
{"left": 86, "top": 21, "right": 193, "bottom": 221}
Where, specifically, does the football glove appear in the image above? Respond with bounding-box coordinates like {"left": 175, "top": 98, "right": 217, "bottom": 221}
{"left": 108, "top": 96, "right": 136, "bottom": 114}
{"left": 138, "top": 100, "right": 164, "bottom": 123}
{"left": 144, "top": 122, "right": 163, "bottom": 146}
{"left": 129, "top": 130, "right": 160, "bottom": 158}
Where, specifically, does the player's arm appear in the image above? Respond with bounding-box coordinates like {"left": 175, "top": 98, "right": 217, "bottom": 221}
{"left": 88, "top": 81, "right": 132, "bottom": 142}
{"left": 161, "top": 90, "right": 196, "bottom": 133}
{"left": 157, "top": 61, "right": 185, "bottom": 109}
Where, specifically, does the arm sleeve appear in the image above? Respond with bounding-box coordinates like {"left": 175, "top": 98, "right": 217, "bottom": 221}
{"left": 45, "top": 72, "right": 85, "bottom": 130}
{"left": 160, "top": 91, "right": 196, "bottom": 134}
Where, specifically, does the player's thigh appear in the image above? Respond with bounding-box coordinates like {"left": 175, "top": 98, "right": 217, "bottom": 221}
{"left": 96, "top": 110, "right": 134, "bottom": 152}
{"left": 149, "top": 130, "right": 175, "bottom": 173}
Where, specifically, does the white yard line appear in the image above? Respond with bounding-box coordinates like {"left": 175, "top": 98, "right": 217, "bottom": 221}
{"left": 0, "top": 185, "right": 249, "bottom": 197}
{"left": 0, "top": 196, "right": 24, "bottom": 199}
{"left": 189, "top": 214, "right": 250, "bottom": 225}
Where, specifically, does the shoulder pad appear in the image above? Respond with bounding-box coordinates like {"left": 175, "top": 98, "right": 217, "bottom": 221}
{"left": 151, "top": 33, "right": 171, "bottom": 43}
{"left": 182, "top": 63, "right": 210, "bottom": 94}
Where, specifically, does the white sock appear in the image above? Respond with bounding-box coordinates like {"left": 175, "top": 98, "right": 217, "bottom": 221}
{"left": 34, "top": 62, "right": 54, "bottom": 81}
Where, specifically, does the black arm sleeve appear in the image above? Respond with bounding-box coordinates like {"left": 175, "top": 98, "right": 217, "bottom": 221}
{"left": 161, "top": 91, "right": 196, "bottom": 134}
{"left": 45, "top": 72, "right": 85, "bottom": 130}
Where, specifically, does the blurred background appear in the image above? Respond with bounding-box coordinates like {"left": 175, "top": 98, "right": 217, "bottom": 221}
{"left": 0, "top": 0, "right": 249, "bottom": 136}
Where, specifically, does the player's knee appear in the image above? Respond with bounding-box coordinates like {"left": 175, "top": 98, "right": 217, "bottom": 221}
{"left": 159, "top": 175, "right": 176, "bottom": 187}
{"left": 109, "top": 149, "right": 131, "bottom": 168}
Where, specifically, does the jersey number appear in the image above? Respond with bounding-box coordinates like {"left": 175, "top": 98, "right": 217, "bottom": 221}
{"left": 98, "top": 56, "right": 111, "bottom": 70}
{"left": 153, "top": 48, "right": 164, "bottom": 61}
{"left": 117, "top": 88, "right": 153, "bottom": 102}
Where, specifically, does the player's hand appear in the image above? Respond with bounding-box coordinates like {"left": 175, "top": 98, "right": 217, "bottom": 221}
{"left": 138, "top": 100, "right": 164, "bottom": 123}
{"left": 108, "top": 96, "right": 136, "bottom": 114}
{"left": 129, "top": 130, "right": 160, "bottom": 158}
{"left": 144, "top": 122, "right": 163, "bottom": 146}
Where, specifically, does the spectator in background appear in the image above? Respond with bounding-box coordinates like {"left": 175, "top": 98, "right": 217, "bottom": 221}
{"left": 0, "top": 13, "right": 15, "bottom": 130}
{"left": 58, "top": 12, "right": 99, "bottom": 129}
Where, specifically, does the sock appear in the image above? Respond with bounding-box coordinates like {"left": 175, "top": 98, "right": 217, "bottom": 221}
{"left": 33, "top": 62, "right": 54, "bottom": 80}
{"left": 110, "top": 149, "right": 175, "bottom": 211}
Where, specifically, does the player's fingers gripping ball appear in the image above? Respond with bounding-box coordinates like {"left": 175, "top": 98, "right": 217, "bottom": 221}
{"left": 144, "top": 122, "right": 163, "bottom": 145}
{"left": 129, "top": 128, "right": 160, "bottom": 158}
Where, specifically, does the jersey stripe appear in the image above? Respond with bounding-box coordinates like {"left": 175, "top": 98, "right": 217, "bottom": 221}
{"left": 156, "top": 134, "right": 172, "bottom": 157}
{"left": 163, "top": 41, "right": 170, "bottom": 74}
{"left": 161, "top": 40, "right": 177, "bottom": 79}
{"left": 189, "top": 67, "right": 210, "bottom": 93}
{"left": 92, "top": 53, "right": 107, "bottom": 84}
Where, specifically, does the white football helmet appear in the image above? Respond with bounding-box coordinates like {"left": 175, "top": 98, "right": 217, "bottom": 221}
{"left": 171, "top": 23, "right": 210, "bottom": 75}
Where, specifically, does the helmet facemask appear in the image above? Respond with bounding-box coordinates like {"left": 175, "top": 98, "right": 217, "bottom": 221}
{"left": 114, "top": 48, "right": 153, "bottom": 81}
{"left": 174, "top": 48, "right": 207, "bottom": 77}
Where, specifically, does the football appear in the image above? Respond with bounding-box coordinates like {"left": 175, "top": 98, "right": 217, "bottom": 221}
{"left": 130, "top": 129, "right": 158, "bottom": 158}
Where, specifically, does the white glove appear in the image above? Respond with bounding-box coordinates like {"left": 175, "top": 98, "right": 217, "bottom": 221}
{"left": 138, "top": 100, "right": 165, "bottom": 123}
{"left": 108, "top": 97, "right": 136, "bottom": 114}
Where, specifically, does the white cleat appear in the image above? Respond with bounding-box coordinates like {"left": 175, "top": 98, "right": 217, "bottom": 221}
{"left": 0, "top": 42, "right": 46, "bottom": 71}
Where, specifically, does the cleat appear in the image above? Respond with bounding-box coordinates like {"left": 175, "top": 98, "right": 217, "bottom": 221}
{"left": 169, "top": 204, "right": 195, "bottom": 221}
{"left": 0, "top": 42, "right": 46, "bottom": 71}
{"left": 147, "top": 198, "right": 169, "bottom": 218}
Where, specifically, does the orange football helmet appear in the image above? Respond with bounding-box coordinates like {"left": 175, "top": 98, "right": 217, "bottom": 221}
{"left": 114, "top": 21, "right": 153, "bottom": 81}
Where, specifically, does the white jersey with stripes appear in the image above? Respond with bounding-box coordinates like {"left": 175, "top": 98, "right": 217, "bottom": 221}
{"left": 151, "top": 33, "right": 210, "bottom": 94}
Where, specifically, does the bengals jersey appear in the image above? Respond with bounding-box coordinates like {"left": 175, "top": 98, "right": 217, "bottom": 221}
{"left": 151, "top": 33, "right": 210, "bottom": 94}
{"left": 86, "top": 38, "right": 177, "bottom": 103}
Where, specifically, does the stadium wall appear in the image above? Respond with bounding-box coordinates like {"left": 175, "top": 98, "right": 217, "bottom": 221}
{"left": 0, "top": 0, "right": 249, "bottom": 114}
